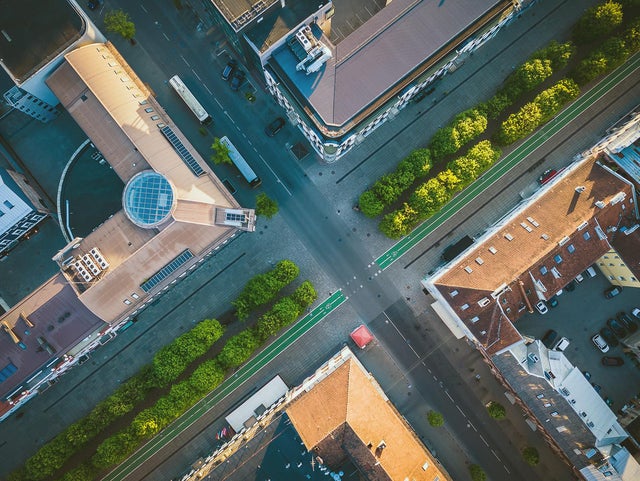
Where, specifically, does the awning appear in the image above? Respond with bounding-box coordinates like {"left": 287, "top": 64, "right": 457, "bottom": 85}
{"left": 350, "top": 325, "right": 374, "bottom": 349}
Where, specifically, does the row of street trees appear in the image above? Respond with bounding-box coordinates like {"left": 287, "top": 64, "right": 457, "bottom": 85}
{"left": 360, "top": 0, "right": 640, "bottom": 239}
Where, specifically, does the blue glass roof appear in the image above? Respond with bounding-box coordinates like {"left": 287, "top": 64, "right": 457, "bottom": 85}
{"left": 123, "top": 171, "right": 175, "bottom": 228}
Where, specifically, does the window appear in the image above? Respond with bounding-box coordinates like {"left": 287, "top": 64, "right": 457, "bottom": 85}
{"left": 540, "top": 266, "right": 548, "bottom": 275}
{"left": 131, "top": 293, "right": 140, "bottom": 299}
{"left": 144, "top": 107, "right": 154, "bottom": 113}
{"left": 151, "top": 115, "right": 159, "bottom": 121}
{"left": 4, "top": 200, "right": 14, "bottom": 209}
{"left": 450, "top": 290, "right": 458, "bottom": 297}
{"left": 567, "top": 244, "right": 575, "bottom": 253}
{"left": 0, "top": 210, "right": 4, "bottom": 217}
{"left": 461, "top": 303, "right": 469, "bottom": 310}
{"left": 123, "top": 299, "right": 132, "bottom": 305}
{"left": 554, "top": 254, "right": 563, "bottom": 264}
{"left": 583, "top": 231, "right": 591, "bottom": 240}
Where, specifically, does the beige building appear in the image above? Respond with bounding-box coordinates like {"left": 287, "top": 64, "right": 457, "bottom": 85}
{"left": 596, "top": 249, "right": 640, "bottom": 287}
{"left": 0, "top": 42, "right": 255, "bottom": 418}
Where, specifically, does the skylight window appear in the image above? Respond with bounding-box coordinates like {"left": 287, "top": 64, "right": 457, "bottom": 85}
{"left": 554, "top": 254, "right": 563, "bottom": 264}
{"left": 583, "top": 231, "right": 591, "bottom": 240}
{"left": 567, "top": 244, "right": 575, "bottom": 253}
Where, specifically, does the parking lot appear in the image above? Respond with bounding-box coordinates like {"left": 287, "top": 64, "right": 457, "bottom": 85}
{"left": 515, "top": 269, "right": 640, "bottom": 412}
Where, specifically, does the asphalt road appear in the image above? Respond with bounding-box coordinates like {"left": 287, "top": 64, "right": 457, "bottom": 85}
{"left": 83, "top": 1, "right": 635, "bottom": 480}
{"left": 2, "top": 1, "right": 631, "bottom": 480}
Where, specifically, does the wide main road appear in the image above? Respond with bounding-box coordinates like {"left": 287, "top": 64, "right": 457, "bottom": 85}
{"left": 103, "top": 292, "right": 346, "bottom": 481}
{"left": 376, "top": 51, "right": 640, "bottom": 269}
{"left": 82, "top": 2, "right": 640, "bottom": 481}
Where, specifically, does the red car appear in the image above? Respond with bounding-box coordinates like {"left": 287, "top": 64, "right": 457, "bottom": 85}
{"left": 538, "top": 169, "right": 558, "bottom": 185}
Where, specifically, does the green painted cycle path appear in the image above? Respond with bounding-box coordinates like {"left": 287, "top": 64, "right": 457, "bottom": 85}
{"left": 102, "top": 290, "right": 346, "bottom": 481}
{"left": 376, "top": 52, "right": 640, "bottom": 270}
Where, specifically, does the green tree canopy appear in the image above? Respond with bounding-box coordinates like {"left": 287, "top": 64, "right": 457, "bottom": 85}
{"left": 573, "top": 1, "right": 623, "bottom": 44}
{"left": 427, "top": 410, "right": 444, "bottom": 427}
{"left": 359, "top": 190, "right": 385, "bottom": 217}
{"left": 210, "top": 137, "right": 231, "bottom": 164}
{"left": 522, "top": 446, "right": 540, "bottom": 466}
{"left": 255, "top": 192, "right": 279, "bottom": 219}
{"left": 104, "top": 10, "right": 136, "bottom": 40}
{"left": 486, "top": 401, "right": 507, "bottom": 420}
{"left": 469, "top": 464, "right": 487, "bottom": 481}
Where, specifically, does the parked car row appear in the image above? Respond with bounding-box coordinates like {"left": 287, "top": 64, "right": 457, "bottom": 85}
{"left": 590, "top": 309, "right": 638, "bottom": 362}
{"left": 221, "top": 58, "right": 287, "bottom": 137}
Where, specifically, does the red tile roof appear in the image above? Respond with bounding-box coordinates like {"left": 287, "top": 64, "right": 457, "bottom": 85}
{"left": 431, "top": 156, "right": 637, "bottom": 355}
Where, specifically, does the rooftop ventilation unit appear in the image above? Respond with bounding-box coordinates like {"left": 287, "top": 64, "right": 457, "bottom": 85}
{"left": 594, "top": 200, "right": 606, "bottom": 209}
{"left": 90, "top": 247, "right": 109, "bottom": 269}
{"left": 610, "top": 192, "right": 626, "bottom": 205}
{"left": 82, "top": 254, "right": 101, "bottom": 276}
{"left": 575, "top": 186, "right": 586, "bottom": 193}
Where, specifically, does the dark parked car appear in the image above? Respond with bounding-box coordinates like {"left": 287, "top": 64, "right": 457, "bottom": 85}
{"left": 599, "top": 327, "right": 619, "bottom": 347}
{"left": 601, "top": 356, "right": 624, "bottom": 366}
{"left": 221, "top": 59, "right": 237, "bottom": 81}
{"left": 591, "top": 383, "right": 602, "bottom": 393}
{"left": 617, "top": 311, "right": 638, "bottom": 333}
{"left": 548, "top": 296, "right": 559, "bottom": 308}
{"left": 565, "top": 280, "right": 576, "bottom": 292}
{"left": 230, "top": 69, "right": 245, "bottom": 91}
{"left": 87, "top": 0, "right": 100, "bottom": 10}
{"left": 541, "top": 329, "right": 558, "bottom": 349}
{"left": 606, "top": 318, "right": 627, "bottom": 338}
{"left": 265, "top": 117, "right": 286, "bottom": 137}
{"left": 604, "top": 285, "right": 623, "bottom": 298}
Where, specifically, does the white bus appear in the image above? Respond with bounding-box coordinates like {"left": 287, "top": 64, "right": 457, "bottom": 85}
{"left": 168, "top": 75, "right": 212, "bottom": 125}
{"left": 220, "top": 136, "right": 262, "bottom": 188}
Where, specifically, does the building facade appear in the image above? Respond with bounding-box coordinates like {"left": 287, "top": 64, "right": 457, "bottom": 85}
{"left": 0, "top": 169, "right": 49, "bottom": 257}
{"left": 0, "top": 0, "right": 105, "bottom": 122}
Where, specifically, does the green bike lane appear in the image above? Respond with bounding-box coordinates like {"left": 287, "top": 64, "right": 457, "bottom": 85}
{"left": 376, "top": 52, "right": 640, "bottom": 270}
{"left": 102, "top": 290, "right": 346, "bottom": 481}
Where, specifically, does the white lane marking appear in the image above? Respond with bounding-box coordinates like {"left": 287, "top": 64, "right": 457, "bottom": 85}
{"left": 255, "top": 152, "right": 292, "bottom": 196}
{"left": 382, "top": 311, "right": 421, "bottom": 358}
{"left": 468, "top": 421, "right": 477, "bottom": 432}
{"left": 214, "top": 98, "right": 223, "bottom": 108}
{"left": 456, "top": 405, "right": 466, "bottom": 417}
{"left": 224, "top": 111, "right": 236, "bottom": 125}
{"left": 479, "top": 435, "right": 489, "bottom": 446}
{"left": 492, "top": 449, "right": 501, "bottom": 461}
{"left": 504, "top": 465, "right": 511, "bottom": 474}
{"left": 192, "top": 69, "right": 202, "bottom": 82}
{"left": 445, "top": 391, "right": 454, "bottom": 402}
{"left": 203, "top": 84, "right": 212, "bottom": 95}
{"left": 181, "top": 55, "right": 190, "bottom": 67}
{"left": 140, "top": 5, "right": 148, "bottom": 12}
{"left": 163, "top": 32, "right": 170, "bottom": 41}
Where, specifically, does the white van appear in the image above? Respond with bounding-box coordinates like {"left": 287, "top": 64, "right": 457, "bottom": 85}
{"left": 554, "top": 337, "right": 570, "bottom": 352}
{"left": 585, "top": 266, "right": 597, "bottom": 278}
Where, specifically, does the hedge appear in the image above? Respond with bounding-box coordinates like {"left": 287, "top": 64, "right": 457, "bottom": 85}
{"left": 232, "top": 259, "right": 299, "bottom": 320}
{"left": 379, "top": 141, "right": 501, "bottom": 238}
{"left": 495, "top": 79, "right": 580, "bottom": 145}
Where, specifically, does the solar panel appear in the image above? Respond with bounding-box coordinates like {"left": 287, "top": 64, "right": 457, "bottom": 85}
{"left": 160, "top": 126, "right": 205, "bottom": 177}
{"left": 140, "top": 249, "right": 194, "bottom": 293}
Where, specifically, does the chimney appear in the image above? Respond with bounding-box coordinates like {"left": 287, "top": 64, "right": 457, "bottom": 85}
{"left": 575, "top": 186, "right": 586, "bottom": 193}
{"left": 375, "top": 440, "right": 386, "bottom": 457}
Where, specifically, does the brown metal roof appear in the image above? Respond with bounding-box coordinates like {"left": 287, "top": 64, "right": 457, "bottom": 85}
{"left": 274, "top": 0, "right": 510, "bottom": 129}
{"left": 286, "top": 356, "right": 450, "bottom": 481}
{"left": 0, "top": 274, "right": 103, "bottom": 399}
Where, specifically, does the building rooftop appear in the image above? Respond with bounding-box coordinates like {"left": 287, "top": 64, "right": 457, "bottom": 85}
{"left": 42, "top": 42, "right": 254, "bottom": 322}
{"left": 286, "top": 353, "right": 449, "bottom": 481}
{"left": 0, "top": 0, "right": 83, "bottom": 82}
{"left": 429, "top": 156, "right": 637, "bottom": 355}
{"left": 211, "top": 0, "right": 280, "bottom": 32}
{"left": 269, "top": 0, "right": 510, "bottom": 131}
{"left": 122, "top": 171, "right": 176, "bottom": 228}
{"left": 494, "top": 344, "right": 627, "bottom": 470}
{"left": 0, "top": 274, "right": 103, "bottom": 400}
{"left": 244, "top": 0, "right": 326, "bottom": 54}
